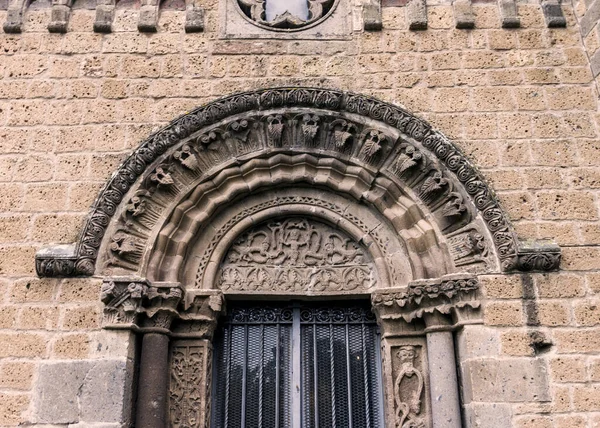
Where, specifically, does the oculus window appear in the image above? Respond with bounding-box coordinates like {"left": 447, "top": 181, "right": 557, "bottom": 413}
{"left": 212, "top": 302, "right": 384, "bottom": 428}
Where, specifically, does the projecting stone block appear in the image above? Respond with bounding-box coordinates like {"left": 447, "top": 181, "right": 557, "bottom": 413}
{"left": 461, "top": 358, "right": 551, "bottom": 403}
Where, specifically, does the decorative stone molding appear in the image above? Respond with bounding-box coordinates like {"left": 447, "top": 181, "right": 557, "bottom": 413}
{"left": 34, "top": 87, "right": 560, "bottom": 278}
{"left": 169, "top": 339, "right": 213, "bottom": 428}
{"left": 184, "top": 1, "right": 204, "bottom": 32}
{"left": 101, "top": 278, "right": 187, "bottom": 331}
{"left": 138, "top": 0, "right": 160, "bottom": 32}
{"left": 372, "top": 274, "right": 481, "bottom": 325}
{"left": 515, "top": 239, "right": 561, "bottom": 272}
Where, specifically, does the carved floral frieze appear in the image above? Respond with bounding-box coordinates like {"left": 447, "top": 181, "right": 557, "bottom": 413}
{"left": 372, "top": 275, "right": 480, "bottom": 323}
{"left": 34, "top": 88, "right": 561, "bottom": 279}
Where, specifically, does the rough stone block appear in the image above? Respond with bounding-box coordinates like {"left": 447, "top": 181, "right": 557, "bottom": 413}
{"left": 33, "top": 360, "right": 132, "bottom": 424}
{"left": 464, "top": 402, "right": 512, "bottom": 427}
{"left": 462, "top": 358, "right": 551, "bottom": 403}
{"left": 456, "top": 325, "right": 500, "bottom": 359}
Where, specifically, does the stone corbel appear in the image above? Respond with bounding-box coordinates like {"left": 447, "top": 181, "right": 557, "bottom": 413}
{"left": 407, "top": 0, "right": 427, "bottom": 30}
{"left": 47, "top": 0, "right": 74, "bottom": 33}
{"left": 498, "top": 0, "right": 520, "bottom": 28}
{"left": 138, "top": 0, "right": 160, "bottom": 32}
{"left": 363, "top": 0, "right": 382, "bottom": 31}
{"left": 454, "top": 0, "right": 475, "bottom": 29}
{"left": 541, "top": 0, "right": 566, "bottom": 27}
{"left": 516, "top": 239, "right": 561, "bottom": 271}
{"left": 93, "top": 0, "right": 116, "bottom": 33}
{"left": 184, "top": 0, "right": 204, "bottom": 32}
{"left": 2, "top": 0, "right": 31, "bottom": 33}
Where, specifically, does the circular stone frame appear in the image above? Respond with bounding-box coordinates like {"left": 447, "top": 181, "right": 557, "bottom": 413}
{"left": 234, "top": 0, "right": 340, "bottom": 32}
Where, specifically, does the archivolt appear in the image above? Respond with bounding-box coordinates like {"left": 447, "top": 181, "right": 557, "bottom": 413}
{"left": 35, "top": 87, "right": 560, "bottom": 279}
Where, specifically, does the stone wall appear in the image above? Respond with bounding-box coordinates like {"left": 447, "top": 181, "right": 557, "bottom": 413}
{"left": 1, "top": 0, "right": 600, "bottom": 426}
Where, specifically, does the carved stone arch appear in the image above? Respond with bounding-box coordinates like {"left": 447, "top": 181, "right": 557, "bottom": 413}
{"left": 36, "top": 87, "right": 559, "bottom": 279}
{"left": 34, "top": 87, "right": 562, "bottom": 428}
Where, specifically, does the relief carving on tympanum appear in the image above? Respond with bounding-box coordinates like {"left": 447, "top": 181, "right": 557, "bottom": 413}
{"left": 218, "top": 217, "right": 375, "bottom": 293}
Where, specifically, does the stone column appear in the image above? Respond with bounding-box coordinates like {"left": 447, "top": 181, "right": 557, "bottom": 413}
{"left": 371, "top": 274, "right": 481, "bottom": 428}
{"left": 136, "top": 331, "right": 171, "bottom": 428}
{"left": 424, "top": 312, "right": 462, "bottom": 428}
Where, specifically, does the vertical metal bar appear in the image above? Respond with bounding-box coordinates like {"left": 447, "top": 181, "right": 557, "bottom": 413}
{"left": 259, "top": 324, "right": 264, "bottom": 428}
{"left": 313, "top": 323, "right": 319, "bottom": 428}
{"left": 275, "top": 323, "right": 280, "bottom": 428}
{"left": 374, "top": 327, "right": 386, "bottom": 426}
{"left": 329, "top": 323, "right": 337, "bottom": 428}
{"left": 292, "top": 307, "right": 301, "bottom": 428}
{"left": 224, "top": 325, "right": 231, "bottom": 428}
{"left": 361, "top": 323, "right": 371, "bottom": 428}
{"left": 241, "top": 324, "right": 248, "bottom": 428}
{"left": 345, "top": 324, "right": 353, "bottom": 428}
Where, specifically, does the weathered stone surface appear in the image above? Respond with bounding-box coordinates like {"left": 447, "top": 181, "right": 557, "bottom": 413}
{"left": 33, "top": 360, "right": 132, "bottom": 425}
{"left": 464, "top": 402, "right": 512, "bottom": 427}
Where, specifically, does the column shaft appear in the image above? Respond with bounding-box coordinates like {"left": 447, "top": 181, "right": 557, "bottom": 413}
{"left": 426, "top": 331, "right": 462, "bottom": 428}
{"left": 136, "top": 332, "right": 170, "bottom": 428}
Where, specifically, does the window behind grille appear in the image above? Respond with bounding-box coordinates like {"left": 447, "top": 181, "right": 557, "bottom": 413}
{"left": 212, "top": 302, "right": 384, "bottom": 428}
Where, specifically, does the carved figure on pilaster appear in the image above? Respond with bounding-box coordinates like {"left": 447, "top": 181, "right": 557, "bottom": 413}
{"left": 394, "top": 346, "right": 425, "bottom": 428}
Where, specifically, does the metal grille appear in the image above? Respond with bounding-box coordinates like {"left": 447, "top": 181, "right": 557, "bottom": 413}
{"left": 212, "top": 303, "right": 383, "bottom": 428}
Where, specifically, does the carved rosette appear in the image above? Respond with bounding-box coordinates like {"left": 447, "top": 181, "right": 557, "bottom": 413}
{"left": 35, "top": 88, "right": 560, "bottom": 278}
{"left": 218, "top": 217, "right": 376, "bottom": 293}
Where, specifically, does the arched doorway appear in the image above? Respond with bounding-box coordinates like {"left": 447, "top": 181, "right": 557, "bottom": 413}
{"left": 36, "top": 87, "right": 560, "bottom": 428}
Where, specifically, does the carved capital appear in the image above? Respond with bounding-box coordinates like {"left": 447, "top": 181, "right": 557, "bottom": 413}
{"left": 101, "top": 277, "right": 150, "bottom": 329}
{"left": 172, "top": 290, "right": 224, "bottom": 340}
{"left": 372, "top": 274, "right": 481, "bottom": 334}
{"left": 101, "top": 278, "right": 185, "bottom": 331}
